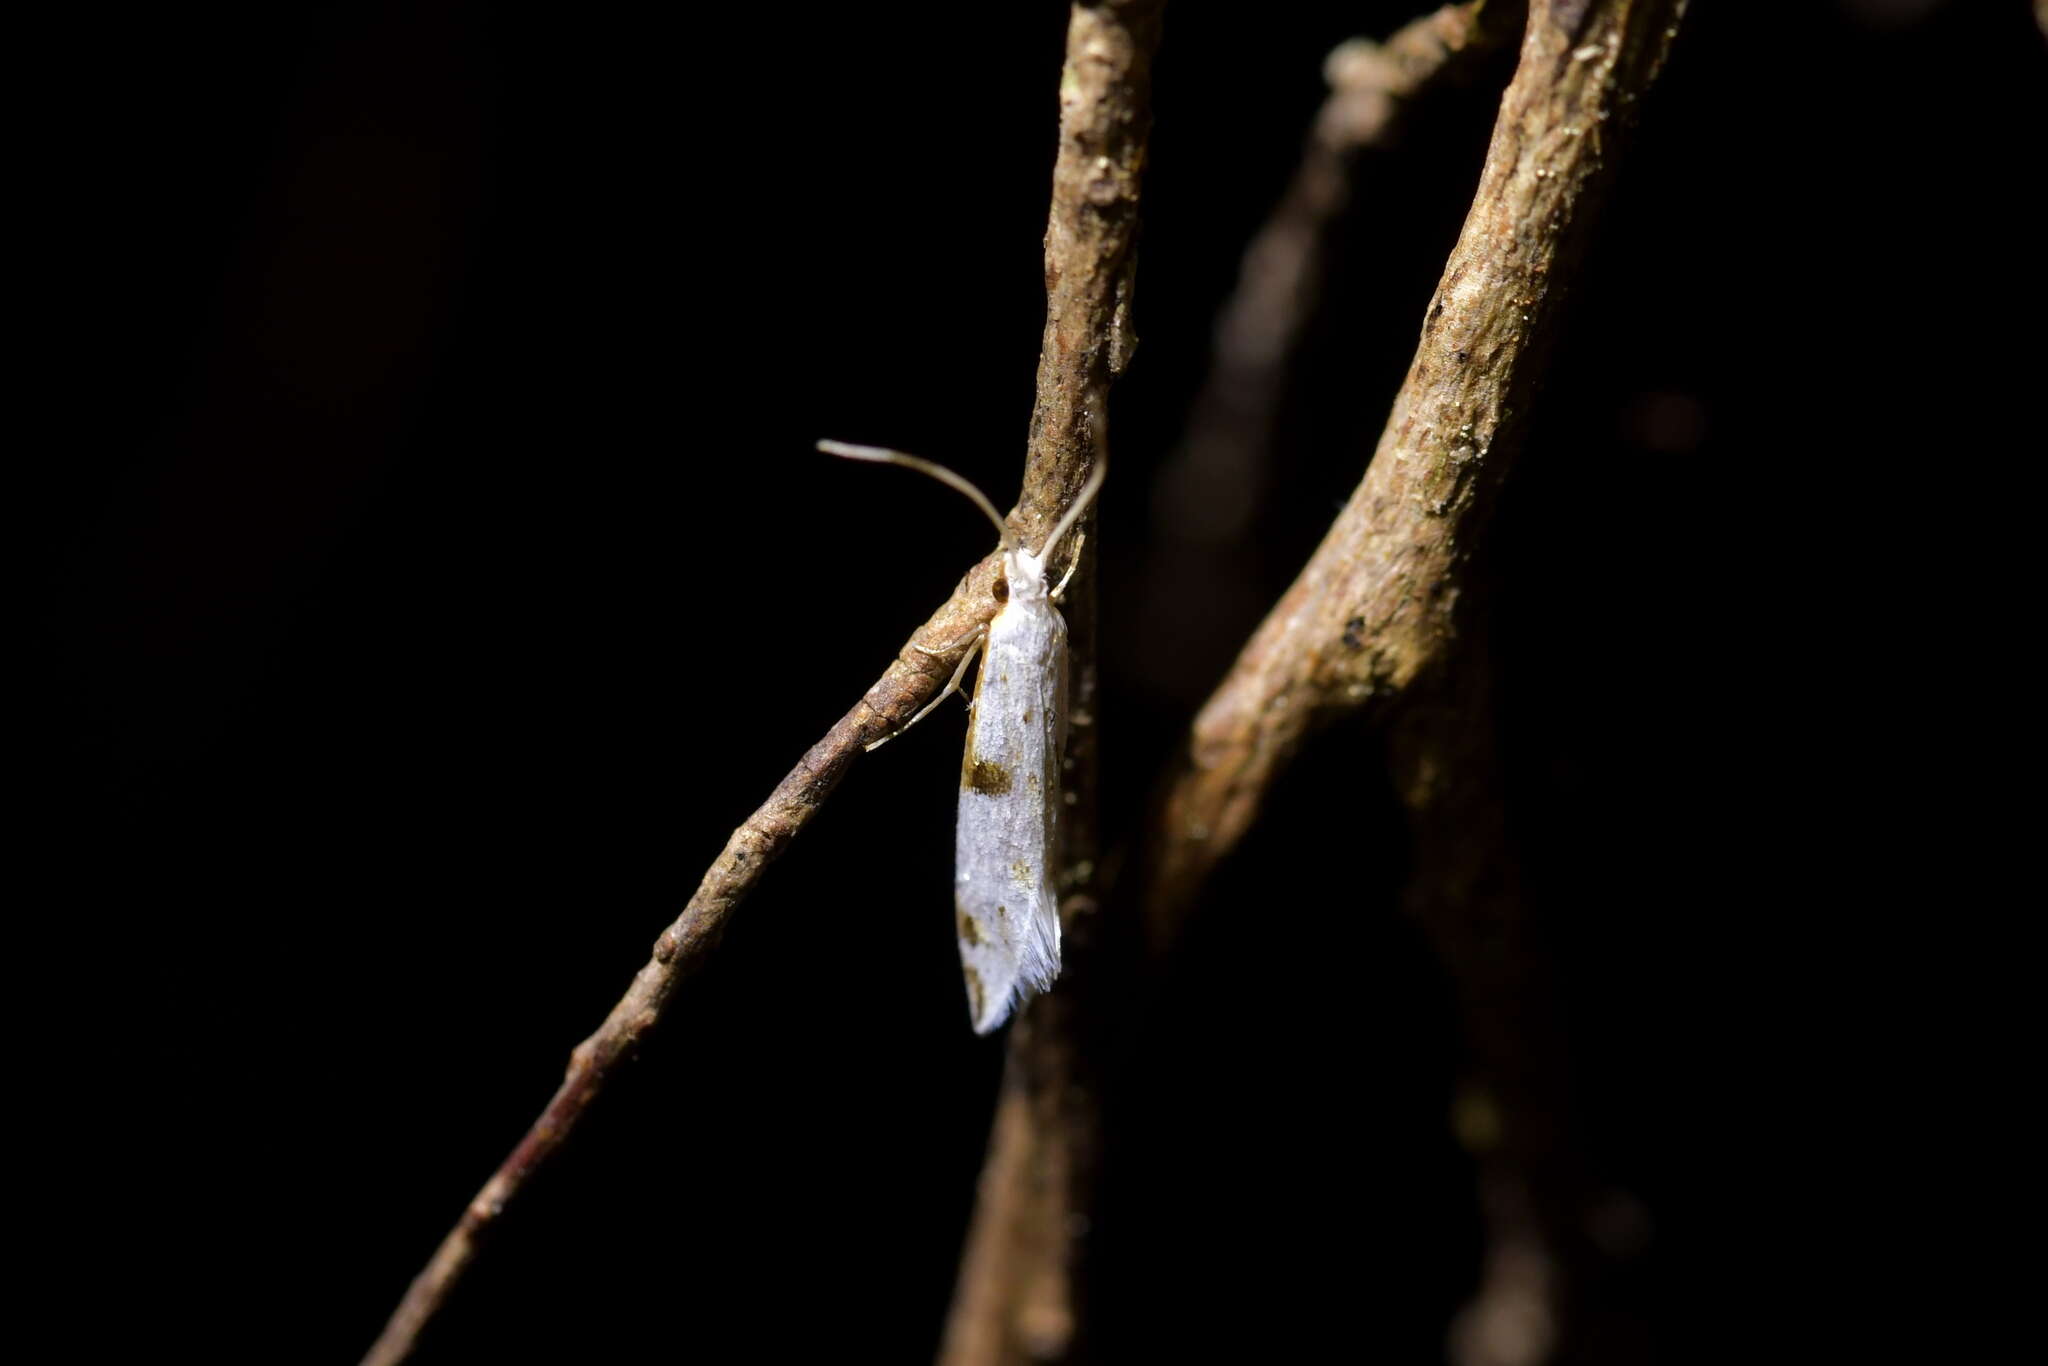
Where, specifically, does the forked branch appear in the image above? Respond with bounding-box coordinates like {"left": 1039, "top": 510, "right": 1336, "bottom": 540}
{"left": 1147, "top": 0, "right": 1688, "bottom": 940}
{"left": 358, "top": 3, "right": 1148, "bottom": 1360}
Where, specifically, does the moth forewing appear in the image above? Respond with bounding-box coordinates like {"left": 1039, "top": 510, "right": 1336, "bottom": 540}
{"left": 817, "top": 435, "right": 1102, "bottom": 1033}
{"left": 953, "top": 549, "right": 1068, "bottom": 1033}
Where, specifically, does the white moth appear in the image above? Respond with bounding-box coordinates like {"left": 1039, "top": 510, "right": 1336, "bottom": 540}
{"left": 817, "top": 439, "right": 1104, "bottom": 1033}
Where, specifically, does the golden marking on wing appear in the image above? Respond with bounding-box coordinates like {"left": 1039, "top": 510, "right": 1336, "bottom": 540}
{"left": 963, "top": 965, "right": 986, "bottom": 1021}
{"left": 965, "top": 759, "right": 1013, "bottom": 795}
{"left": 958, "top": 909, "right": 984, "bottom": 946}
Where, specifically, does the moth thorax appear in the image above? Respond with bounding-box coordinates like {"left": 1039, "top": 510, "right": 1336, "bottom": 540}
{"left": 1003, "top": 548, "right": 1050, "bottom": 604}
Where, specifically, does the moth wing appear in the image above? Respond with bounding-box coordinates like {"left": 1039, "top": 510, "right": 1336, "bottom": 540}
{"left": 953, "top": 601, "right": 1066, "bottom": 1033}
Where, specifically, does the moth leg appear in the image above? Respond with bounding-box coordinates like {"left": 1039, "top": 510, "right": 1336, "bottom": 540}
{"left": 867, "top": 632, "right": 985, "bottom": 752}
{"left": 1051, "top": 531, "right": 1087, "bottom": 603}
{"left": 914, "top": 625, "right": 986, "bottom": 658}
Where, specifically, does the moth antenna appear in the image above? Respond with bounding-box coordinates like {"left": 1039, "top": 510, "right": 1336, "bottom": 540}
{"left": 817, "top": 441, "right": 1016, "bottom": 551}
{"left": 1035, "top": 409, "right": 1107, "bottom": 566}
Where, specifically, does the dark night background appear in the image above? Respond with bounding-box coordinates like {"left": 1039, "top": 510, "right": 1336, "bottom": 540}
{"left": 34, "top": 1, "right": 2042, "bottom": 1361}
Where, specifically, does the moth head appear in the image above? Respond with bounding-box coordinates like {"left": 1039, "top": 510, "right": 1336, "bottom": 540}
{"left": 1003, "top": 547, "right": 1050, "bottom": 604}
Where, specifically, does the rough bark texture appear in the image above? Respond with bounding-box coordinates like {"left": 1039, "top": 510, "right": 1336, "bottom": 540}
{"left": 1154, "top": 0, "right": 1524, "bottom": 547}
{"left": 358, "top": 7, "right": 1151, "bottom": 1362}
{"left": 1147, "top": 0, "right": 1687, "bottom": 940}
{"left": 939, "top": 5, "right": 1162, "bottom": 1364}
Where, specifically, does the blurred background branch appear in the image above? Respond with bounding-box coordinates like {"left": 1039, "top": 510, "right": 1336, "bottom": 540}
{"left": 1151, "top": 0, "right": 1523, "bottom": 554}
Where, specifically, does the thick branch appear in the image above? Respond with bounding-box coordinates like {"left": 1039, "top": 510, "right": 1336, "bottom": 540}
{"left": 940, "top": 4, "right": 1162, "bottom": 1364}
{"left": 1147, "top": 0, "right": 1687, "bottom": 937}
{"left": 1020, "top": 0, "right": 1158, "bottom": 530}
{"left": 359, "top": 9, "right": 1147, "bottom": 1362}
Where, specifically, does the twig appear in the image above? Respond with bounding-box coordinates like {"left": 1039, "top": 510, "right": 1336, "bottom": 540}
{"left": 358, "top": 8, "right": 1143, "bottom": 1359}
{"left": 359, "top": 567, "right": 1025, "bottom": 1366}
{"left": 1154, "top": 0, "right": 1523, "bottom": 546}
{"left": 1146, "top": 0, "right": 1689, "bottom": 941}
{"left": 938, "top": 4, "right": 1162, "bottom": 1364}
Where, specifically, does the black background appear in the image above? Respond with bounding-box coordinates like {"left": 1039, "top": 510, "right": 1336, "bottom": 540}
{"left": 37, "top": 1, "right": 2043, "bottom": 1360}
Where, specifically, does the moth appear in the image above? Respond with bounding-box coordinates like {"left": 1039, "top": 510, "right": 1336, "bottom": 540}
{"left": 818, "top": 439, "right": 1103, "bottom": 1033}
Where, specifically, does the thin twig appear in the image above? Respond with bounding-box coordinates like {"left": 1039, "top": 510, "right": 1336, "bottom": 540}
{"left": 938, "top": 4, "right": 1163, "bottom": 1364}
{"left": 358, "top": 9, "right": 1143, "bottom": 1359}
{"left": 359, "top": 575, "right": 1019, "bottom": 1366}
{"left": 1154, "top": 0, "right": 1523, "bottom": 546}
{"left": 1146, "top": 0, "right": 1689, "bottom": 942}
